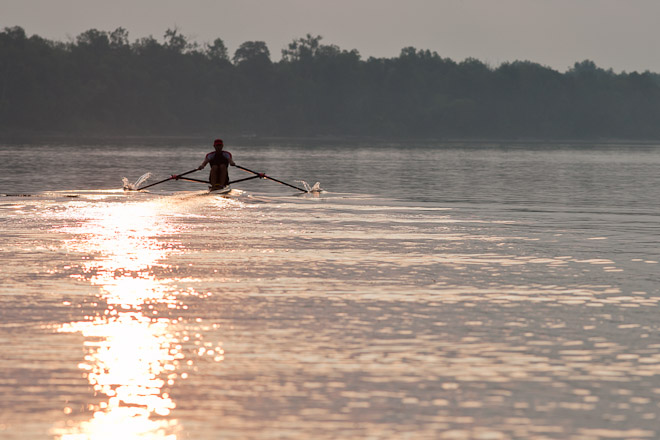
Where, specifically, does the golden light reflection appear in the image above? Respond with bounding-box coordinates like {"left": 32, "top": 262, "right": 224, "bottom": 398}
{"left": 64, "top": 202, "right": 181, "bottom": 307}
{"left": 52, "top": 199, "right": 201, "bottom": 440}
{"left": 55, "top": 313, "right": 180, "bottom": 440}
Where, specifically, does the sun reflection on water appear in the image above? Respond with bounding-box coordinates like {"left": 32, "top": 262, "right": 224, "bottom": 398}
{"left": 51, "top": 199, "right": 200, "bottom": 440}
{"left": 55, "top": 313, "right": 180, "bottom": 440}
{"left": 64, "top": 202, "right": 183, "bottom": 307}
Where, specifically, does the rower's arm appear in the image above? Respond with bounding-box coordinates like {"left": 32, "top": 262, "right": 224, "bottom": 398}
{"left": 198, "top": 157, "right": 209, "bottom": 170}
{"left": 226, "top": 151, "right": 236, "bottom": 166}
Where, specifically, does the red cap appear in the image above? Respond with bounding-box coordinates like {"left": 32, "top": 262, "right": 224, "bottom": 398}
{"left": 213, "top": 138, "right": 224, "bottom": 147}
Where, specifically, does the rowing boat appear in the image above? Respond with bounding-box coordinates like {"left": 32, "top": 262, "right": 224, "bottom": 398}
{"left": 126, "top": 164, "right": 311, "bottom": 194}
{"left": 208, "top": 186, "right": 231, "bottom": 195}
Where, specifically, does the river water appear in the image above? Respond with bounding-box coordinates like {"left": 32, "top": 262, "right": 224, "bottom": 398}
{"left": 1, "top": 139, "right": 659, "bottom": 439}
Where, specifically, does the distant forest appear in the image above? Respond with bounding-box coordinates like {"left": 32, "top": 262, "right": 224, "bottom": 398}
{"left": 2, "top": 25, "right": 660, "bottom": 139}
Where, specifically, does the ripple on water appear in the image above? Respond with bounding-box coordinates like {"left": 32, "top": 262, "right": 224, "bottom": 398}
{"left": 0, "top": 170, "right": 659, "bottom": 439}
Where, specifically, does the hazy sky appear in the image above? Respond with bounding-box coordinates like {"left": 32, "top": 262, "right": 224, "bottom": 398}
{"left": 2, "top": 0, "right": 659, "bottom": 72}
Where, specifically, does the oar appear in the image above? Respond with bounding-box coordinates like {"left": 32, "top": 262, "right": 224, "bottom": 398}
{"left": 228, "top": 175, "right": 261, "bottom": 185}
{"left": 235, "top": 165, "right": 308, "bottom": 193}
{"left": 136, "top": 169, "right": 199, "bottom": 191}
{"left": 178, "top": 177, "right": 209, "bottom": 184}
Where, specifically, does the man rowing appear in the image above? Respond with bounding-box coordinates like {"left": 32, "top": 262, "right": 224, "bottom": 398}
{"left": 198, "top": 138, "right": 236, "bottom": 190}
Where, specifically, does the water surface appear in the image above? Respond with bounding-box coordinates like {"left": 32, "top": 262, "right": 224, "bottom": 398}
{"left": 1, "top": 140, "right": 659, "bottom": 439}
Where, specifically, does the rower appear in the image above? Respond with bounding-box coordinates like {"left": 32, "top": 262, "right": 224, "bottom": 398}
{"left": 198, "top": 138, "right": 236, "bottom": 190}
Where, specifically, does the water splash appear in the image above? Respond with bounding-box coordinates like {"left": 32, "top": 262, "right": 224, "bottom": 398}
{"left": 297, "top": 180, "right": 324, "bottom": 193}
{"left": 122, "top": 173, "right": 152, "bottom": 191}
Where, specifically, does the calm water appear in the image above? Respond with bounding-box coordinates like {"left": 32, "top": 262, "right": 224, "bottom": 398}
{"left": 1, "top": 140, "right": 660, "bottom": 440}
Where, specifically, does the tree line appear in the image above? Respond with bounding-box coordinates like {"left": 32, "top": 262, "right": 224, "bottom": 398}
{"left": 2, "top": 25, "right": 660, "bottom": 139}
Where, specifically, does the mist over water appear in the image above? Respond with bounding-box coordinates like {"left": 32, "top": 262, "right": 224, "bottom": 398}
{"left": 1, "top": 140, "right": 660, "bottom": 439}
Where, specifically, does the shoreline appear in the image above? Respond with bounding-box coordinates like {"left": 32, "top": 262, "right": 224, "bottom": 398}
{"left": 1, "top": 132, "right": 660, "bottom": 148}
